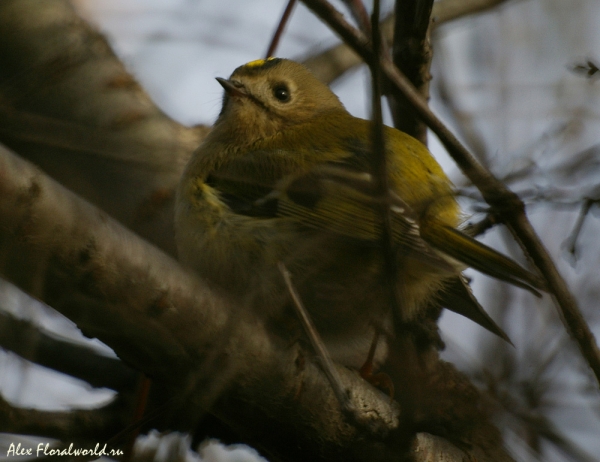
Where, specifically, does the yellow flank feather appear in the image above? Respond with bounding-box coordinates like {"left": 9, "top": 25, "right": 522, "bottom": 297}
{"left": 175, "top": 58, "right": 545, "bottom": 369}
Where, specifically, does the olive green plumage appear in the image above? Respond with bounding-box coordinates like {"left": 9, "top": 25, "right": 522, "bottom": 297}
{"left": 175, "top": 58, "right": 544, "bottom": 367}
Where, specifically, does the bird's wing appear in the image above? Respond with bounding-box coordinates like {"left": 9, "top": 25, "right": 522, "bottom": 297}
{"left": 206, "top": 144, "right": 547, "bottom": 297}
{"left": 419, "top": 219, "right": 546, "bottom": 295}
{"left": 256, "top": 164, "right": 454, "bottom": 271}
{"left": 268, "top": 165, "right": 517, "bottom": 344}
{"left": 265, "top": 162, "right": 547, "bottom": 296}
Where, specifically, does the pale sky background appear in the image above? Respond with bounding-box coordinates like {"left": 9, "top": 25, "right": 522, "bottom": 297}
{"left": 2, "top": 1, "right": 600, "bottom": 461}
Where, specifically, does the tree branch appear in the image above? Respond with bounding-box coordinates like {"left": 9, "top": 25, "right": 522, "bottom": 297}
{"left": 389, "top": 0, "right": 434, "bottom": 143}
{"left": 0, "top": 0, "right": 207, "bottom": 257}
{"left": 0, "top": 144, "right": 498, "bottom": 461}
{"left": 302, "top": 0, "right": 512, "bottom": 84}
{"left": 0, "top": 309, "right": 136, "bottom": 391}
{"left": 0, "top": 394, "right": 126, "bottom": 442}
{"left": 301, "top": 0, "right": 600, "bottom": 389}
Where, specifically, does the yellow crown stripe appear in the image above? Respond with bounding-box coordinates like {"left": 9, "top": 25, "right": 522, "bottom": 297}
{"left": 244, "top": 57, "right": 277, "bottom": 69}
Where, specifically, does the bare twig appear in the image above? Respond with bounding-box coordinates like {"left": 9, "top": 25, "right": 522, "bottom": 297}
{"left": 277, "top": 262, "right": 344, "bottom": 400}
{"left": 278, "top": 263, "right": 356, "bottom": 416}
{"left": 302, "top": 0, "right": 512, "bottom": 85}
{"left": 300, "top": 0, "right": 600, "bottom": 387}
{"left": 367, "top": 0, "right": 403, "bottom": 330}
{"left": 462, "top": 213, "right": 500, "bottom": 238}
{"left": 265, "top": 0, "right": 297, "bottom": 58}
{"left": 561, "top": 199, "right": 595, "bottom": 263}
{"left": 342, "top": 0, "right": 371, "bottom": 33}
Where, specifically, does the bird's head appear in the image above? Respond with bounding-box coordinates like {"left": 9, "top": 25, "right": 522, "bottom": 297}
{"left": 213, "top": 58, "right": 345, "bottom": 143}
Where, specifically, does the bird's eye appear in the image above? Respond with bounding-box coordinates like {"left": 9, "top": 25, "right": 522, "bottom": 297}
{"left": 273, "top": 84, "right": 291, "bottom": 102}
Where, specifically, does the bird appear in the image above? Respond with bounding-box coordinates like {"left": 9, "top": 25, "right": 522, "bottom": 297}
{"left": 175, "top": 57, "right": 545, "bottom": 370}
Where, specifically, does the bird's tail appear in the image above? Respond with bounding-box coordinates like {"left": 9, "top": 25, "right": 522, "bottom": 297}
{"left": 439, "top": 276, "right": 513, "bottom": 344}
{"left": 420, "top": 220, "right": 547, "bottom": 296}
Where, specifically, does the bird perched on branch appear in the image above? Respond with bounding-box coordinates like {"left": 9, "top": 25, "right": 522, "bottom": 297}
{"left": 175, "top": 57, "right": 545, "bottom": 369}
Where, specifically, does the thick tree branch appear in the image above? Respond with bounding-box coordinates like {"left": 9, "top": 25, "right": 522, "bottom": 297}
{"left": 0, "top": 310, "right": 136, "bottom": 391}
{"left": 0, "top": 144, "right": 497, "bottom": 461}
{"left": 0, "top": 0, "right": 207, "bottom": 257}
{"left": 0, "top": 394, "right": 126, "bottom": 442}
{"left": 389, "top": 0, "right": 434, "bottom": 143}
{"left": 0, "top": 146, "right": 233, "bottom": 385}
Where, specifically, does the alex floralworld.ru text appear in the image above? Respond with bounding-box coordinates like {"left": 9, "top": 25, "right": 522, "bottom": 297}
{"left": 7, "top": 442, "right": 124, "bottom": 457}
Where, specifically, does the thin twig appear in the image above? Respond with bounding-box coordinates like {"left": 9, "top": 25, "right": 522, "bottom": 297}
{"left": 562, "top": 199, "right": 595, "bottom": 262}
{"left": 369, "top": 0, "right": 419, "bottom": 429}
{"left": 367, "top": 0, "right": 403, "bottom": 331}
{"left": 301, "top": 0, "right": 600, "bottom": 387}
{"left": 301, "top": 0, "right": 512, "bottom": 85}
{"left": 278, "top": 262, "right": 398, "bottom": 433}
{"left": 265, "top": 0, "right": 297, "bottom": 58}
{"left": 277, "top": 262, "right": 354, "bottom": 413}
{"left": 342, "top": 0, "right": 371, "bottom": 33}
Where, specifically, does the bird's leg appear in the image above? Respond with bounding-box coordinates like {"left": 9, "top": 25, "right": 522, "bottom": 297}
{"left": 359, "top": 329, "right": 394, "bottom": 399}
{"left": 358, "top": 329, "right": 380, "bottom": 378}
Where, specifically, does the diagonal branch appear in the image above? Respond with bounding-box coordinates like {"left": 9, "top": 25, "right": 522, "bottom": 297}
{"left": 0, "top": 146, "right": 230, "bottom": 386}
{"left": 1, "top": 144, "right": 483, "bottom": 462}
{"left": 300, "top": 0, "right": 600, "bottom": 387}
{"left": 266, "top": 0, "right": 298, "bottom": 58}
{"left": 302, "top": 0, "right": 513, "bottom": 84}
{"left": 0, "top": 309, "right": 137, "bottom": 391}
{"left": 0, "top": 0, "right": 208, "bottom": 257}
{"left": 0, "top": 394, "right": 127, "bottom": 442}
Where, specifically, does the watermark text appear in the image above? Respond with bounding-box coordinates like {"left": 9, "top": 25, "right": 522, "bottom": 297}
{"left": 6, "top": 442, "right": 124, "bottom": 458}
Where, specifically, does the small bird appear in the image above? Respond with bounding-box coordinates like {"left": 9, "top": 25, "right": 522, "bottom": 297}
{"left": 175, "top": 58, "right": 545, "bottom": 369}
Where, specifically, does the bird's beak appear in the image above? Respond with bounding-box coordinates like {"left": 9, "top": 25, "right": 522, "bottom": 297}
{"left": 216, "top": 77, "right": 247, "bottom": 98}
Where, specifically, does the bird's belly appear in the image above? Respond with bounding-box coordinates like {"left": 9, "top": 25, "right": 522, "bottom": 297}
{"left": 176, "top": 199, "right": 450, "bottom": 367}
